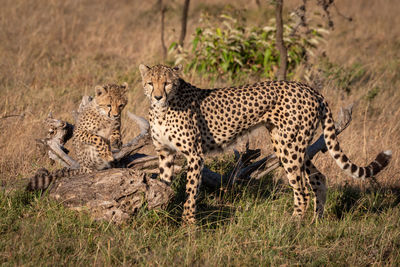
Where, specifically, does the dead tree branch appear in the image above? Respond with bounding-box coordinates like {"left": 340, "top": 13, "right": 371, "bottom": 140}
{"left": 290, "top": 0, "right": 308, "bottom": 37}
{"left": 36, "top": 113, "right": 78, "bottom": 169}
{"left": 0, "top": 114, "right": 24, "bottom": 120}
{"left": 317, "top": 0, "right": 335, "bottom": 29}
{"left": 332, "top": 1, "right": 352, "bottom": 22}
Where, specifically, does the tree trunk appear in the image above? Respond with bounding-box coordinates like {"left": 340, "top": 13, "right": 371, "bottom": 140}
{"left": 179, "top": 0, "right": 190, "bottom": 47}
{"left": 158, "top": 0, "right": 167, "bottom": 60}
{"left": 275, "top": 0, "right": 288, "bottom": 81}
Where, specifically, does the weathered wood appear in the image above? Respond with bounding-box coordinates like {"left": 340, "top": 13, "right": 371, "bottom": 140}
{"left": 49, "top": 168, "right": 173, "bottom": 224}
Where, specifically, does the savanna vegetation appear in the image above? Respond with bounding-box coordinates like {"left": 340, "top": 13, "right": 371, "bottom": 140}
{"left": 1, "top": 0, "right": 399, "bottom": 265}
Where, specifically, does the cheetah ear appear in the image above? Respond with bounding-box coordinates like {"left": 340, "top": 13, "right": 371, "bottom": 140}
{"left": 139, "top": 64, "right": 150, "bottom": 78}
{"left": 95, "top": 85, "right": 106, "bottom": 97}
{"left": 173, "top": 64, "right": 183, "bottom": 73}
{"left": 121, "top": 82, "right": 129, "bottom": 94}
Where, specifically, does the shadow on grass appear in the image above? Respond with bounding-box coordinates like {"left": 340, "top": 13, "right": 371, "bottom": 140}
{"left": 166, "top": 169, "right": 289, "bottom": 227}
{"left": 0, "top": 189, "right": 40, "bottom": 234}
{"left": 327, "top": 182, "right": 400, "bottom": 219}
{"left": 168, "top": 164, "right": 400, "bottom": 226}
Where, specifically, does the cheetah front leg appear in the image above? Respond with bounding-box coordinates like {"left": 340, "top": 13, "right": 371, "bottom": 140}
{"left": 157, "top": 148, "right": 176, "bottom": 185}
{"left": 182, "top": 153, "right": 203, "bottom": 224}
{"left": 110, "top": 128, "right": 122, "bottom": 152}
{"left": 76, "top": 130, "right": 114, "bottom": 163}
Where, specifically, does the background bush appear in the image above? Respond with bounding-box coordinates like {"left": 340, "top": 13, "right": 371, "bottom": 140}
{"left": 170, "top": 13, "right": 327, "bottom": 80}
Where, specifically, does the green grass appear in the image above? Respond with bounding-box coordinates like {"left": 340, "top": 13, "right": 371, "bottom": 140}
{"left": 1, "top": 173, "right": 400, "bottom": 266}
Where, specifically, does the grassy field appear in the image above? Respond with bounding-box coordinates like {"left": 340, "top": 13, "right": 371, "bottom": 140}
{"left": 1, "top": 180, "right": 400, "bottom": 265}
{"left": 1, "top": 0, "right": 400, "bottom": 265}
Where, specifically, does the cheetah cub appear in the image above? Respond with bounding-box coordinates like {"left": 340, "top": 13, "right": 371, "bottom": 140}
{"left": 139, "top": 64, "right": 391, "bottom": 224}
{"left": 27, "top": 83, "right": 128, "bottom": 190}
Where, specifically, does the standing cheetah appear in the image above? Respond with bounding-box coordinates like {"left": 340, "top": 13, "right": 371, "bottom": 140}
{"left": 27, "top": 83, "right": 128, "bottom": 190}
{"left": 139, "top": 64, "right": 391, "bottom": 224}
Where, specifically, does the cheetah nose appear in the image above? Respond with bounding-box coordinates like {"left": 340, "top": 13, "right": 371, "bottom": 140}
{"left": 154, "top": 95, "right": 162, "bottom": 101}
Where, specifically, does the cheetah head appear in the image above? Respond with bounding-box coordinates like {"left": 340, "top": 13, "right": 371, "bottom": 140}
{"left": 94, "top": 83, "right": 128, "bottom": 119}
{"left": 139, "top": 64, "right": 183, "bottom": 106}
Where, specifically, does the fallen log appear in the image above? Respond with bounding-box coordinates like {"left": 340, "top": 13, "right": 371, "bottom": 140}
{"left": 49, "top": 168, "right": 173, "bottom": 224}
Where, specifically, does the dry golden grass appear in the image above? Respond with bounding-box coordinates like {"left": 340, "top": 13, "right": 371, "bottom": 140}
{"left": 0, "top": 0, "right": 399, "bottom": 190}
{"left": 313, "top": 0, "right": 400, "bottom": 187}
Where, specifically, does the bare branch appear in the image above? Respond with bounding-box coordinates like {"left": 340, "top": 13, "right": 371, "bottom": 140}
{"left": 0, "top": 114, "right": 24, "bottom": 120}
{"left": 333, "top": 2, "right": 352, "bottom": 22}
{"left": 113, "top": 112, "right": 150, "bottom": 160}
{"left": 307, "top": 103, "right": 353, "bottom": 159}
{"left": 317, "top": 0, "right": 335, "bottom": 29}
{"left": 126, "top": 112, "right": 149, "bottom": 137}
{"left": 48, "top": 140, "right": 80, "bottom": 169}
{"left": 290, "top": 0, "right": 308, "bottom": 37}
{"left": 127, "top": 155, "right": 158, "bottom": 168}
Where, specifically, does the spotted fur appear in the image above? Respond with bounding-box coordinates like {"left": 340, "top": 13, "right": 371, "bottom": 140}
{"left": 27, "top": 83, "right": 128, "bottom": 191}
{"left": 139, "top": 64, "right": 391, "bottom": 224}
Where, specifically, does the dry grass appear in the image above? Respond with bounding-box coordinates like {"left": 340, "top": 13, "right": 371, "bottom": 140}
{"left": 1, "top": 0, "right": 399, "bottom": 186}
{"left": 312, "top": 0, "right": 400, "bottom": 187}
{"left": 0, "top": 0, "right": 398, "bottom": 189}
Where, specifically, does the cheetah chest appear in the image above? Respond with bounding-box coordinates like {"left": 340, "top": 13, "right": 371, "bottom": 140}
{"left": 96, "top": 126, "right": 112, "bottom": 140}
{"left": 151, "top": 119, "right": 179, "bottom": 152}
{"left": 96, "top": 119, "right": 117, "bottom": 140}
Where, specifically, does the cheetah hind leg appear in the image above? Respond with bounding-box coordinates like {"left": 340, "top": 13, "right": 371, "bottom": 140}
{"left": 304, "top": 156, "right": 327, "bottom": 223}
{"left": 269, "top": 129, "right": 310, "bottom": 220}
{"left": 280, "top": 150, "right": 311, "bottom": 220}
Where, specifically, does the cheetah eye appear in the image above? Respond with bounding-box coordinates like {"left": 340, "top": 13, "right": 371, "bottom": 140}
{"left": 118, "top": 104, "right": 124, "bottom": 108}
{"left": 147, "top": 82, "right": 153, "bottom": 87}
{"left": 164, "top": 82, "right": 172, "bottom": 86}
{"left": 107, "top": 104, "right": 111, "bottom": 108}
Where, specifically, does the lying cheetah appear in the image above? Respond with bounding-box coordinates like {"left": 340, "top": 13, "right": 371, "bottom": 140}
{"left": 27, "top": 83, "right": 128, "bottom": 190}
{"left": 139, "top": 64, "right": 391, "bottom": 224}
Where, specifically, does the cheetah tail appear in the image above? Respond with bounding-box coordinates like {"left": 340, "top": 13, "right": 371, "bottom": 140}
{"left": 26, "top": 168, "right": 82, "bottom": 191}
{"left": 321, "top": 101, "right": 392, "bottom": 179}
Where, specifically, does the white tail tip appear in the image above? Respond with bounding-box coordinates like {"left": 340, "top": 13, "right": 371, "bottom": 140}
{"left": 384, "top": 150, "right": 392, "bottom": 156}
